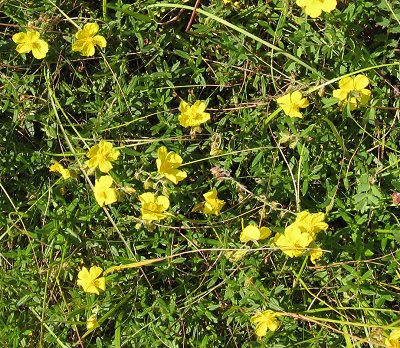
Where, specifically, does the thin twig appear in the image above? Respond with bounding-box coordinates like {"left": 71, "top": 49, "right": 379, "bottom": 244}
{"left": 185, "top": 0, "right": 201, "bottom": 32}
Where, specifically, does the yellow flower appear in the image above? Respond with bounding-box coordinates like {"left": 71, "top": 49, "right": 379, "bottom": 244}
{"left": 139, "top": 192, "right": 170, "bottom": 221}
{"left": 93, "top": 175, "right": 117, "bottom": 207}
{"left": 86, "top": 140, "right": 120, "bottom": 173}
{"left": 156, "top": 146, "right": 187, "bottom": 184}
{"left": 178, "top": 100, "right": 210, "bottom": 127}
{"left": 49, "top": 161, "right": 71, "bottom": 179}
{"left": 276, "top": 91, "right": 309, "bottom": 118}
{"left": 385, "top": 329, "right": 400, "bottom": 347}
{"left": 72, "top": 23, "right": 107, "bottom": 57}
{"left": 310, "top": 247, "right": 323, "bottom": 264}
{"left": 296, "top": 0, "right": 337, "bottom": 18}
{"left": 332, "top": 74, "right": 371, "bottom": 110}
{"left": 274, "top": 224, "right": 313, "bottom": 257}
{"left": 294, "top": 211, "right": 328, "bottom": 238}
{"left": 77, "top": 266, "right": 106, "bottom": 295}
{"left": 87, "top": 315, "right": 100, "bottom": 330}
{"left": 251, "top": 310, "right": 281, "bottom": 337}
{"left": 203, "top": 188, "right": 225, "bottom": 215}
{"left": 12, "top": 31, "right": 49, "bottom": 59}
{"left": 240, "top": 224, "right": 271, "bottom": 243}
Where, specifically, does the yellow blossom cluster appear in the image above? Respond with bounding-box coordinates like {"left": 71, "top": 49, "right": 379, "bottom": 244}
{"left": 49, "top": 97, "right": 223, "bottom": 219}
{"left": 31, "top": 5, "right": 383, "bottom": 342}
{"left": 230, "top": 212, "right": 326, "bottom": 268}
{"left": 70, "top": 100, "right": 226, "bottom": 307}
{"left": 242, "top": 212, "right": 328, "bottom": 337}
{"left": 12, "top": 22, "right": 107, "bottom": 59}
{"left": 277, "top": 74, "right": 371, "bottom": 117}
{"left": 84, "top": 140, "right": 120, "bottom": 207}
{"left": 273, "top": 211, "right": 328, "bottom": 261}
{"left": 12, "top": 0, "right": 338, "bottom": 60}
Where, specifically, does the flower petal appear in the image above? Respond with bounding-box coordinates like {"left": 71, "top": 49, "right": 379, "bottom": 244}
{"left": 139, "top": 192, "right": 155, "bottom": 204}
{"left": 164, "top": 169, "right": 187, "bottom": 184}
{"left": 156, "top": 195, "right": 170, "bottom": 210}
{"left": 240, "top": 225, "right": 260, "bottom": 243}
{"left": 12, "top": 32, "right": 28, "bottom": 43}
{"left": 72, "top": 40, "right": 86, "bottom": 52}
{"left": 353, "top": 75, "right": 369, "bottom": 90}
{"left": 338, "top": 76, "right": 355, "bottom": 91}
{"left": 290, "top": 91, "right": 303, "bottom": 103}
{"left": 157, "top": 146, "right": 167, "bottom": 162}
{"left": 333, "top": 89, "right": 348, "bottom": 101}
{"left": 93, "top": 35, "right": 107, "bottom": 48}
{"left": 179, "top": 100, "right": 189, "bottom": 113}
{"left": 82, "top": 43, "right": 96, "bottom": 57}
{"left": 83, "top": 23, "right": 99, "bottom": 36}
{"left": 296, "top": 0, "right": 308, "bottom": 6}
{"left": 259, "top": 227, "right": 271, "bottom": 240}
{"left": 193, "top": 100, "right": 206, "bottom": 113}
{"left": 32, "top": 40, "right": 48, "bottom": 59}
{"left": 203, "top": 188, "right": 217, "bottom": 201}
{"left": 89, "top": 265, "right": 103, "bottom": 279}
{"left": 98, "top": 160, "right": 113, "bottom": 173}
{"left": 78, "top": 266, "right": 90, "bottom": 280}
{"left": 305, "top": 6, "right": 323, "bottom": 18}
{"left": 94, "top": 277, "right": 106, "bottom": 291}
{"left": 321, "top": 0, "right": 337, "bottom": 12}
{"left": 97, "top": 175, "right": 113, "bottom": 188}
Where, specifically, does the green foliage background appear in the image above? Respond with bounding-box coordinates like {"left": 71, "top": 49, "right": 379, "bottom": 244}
{"left": 1, "top": 0, "right": 400, "bottom": 347}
